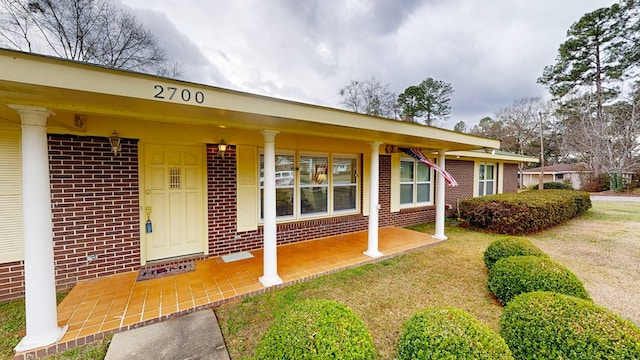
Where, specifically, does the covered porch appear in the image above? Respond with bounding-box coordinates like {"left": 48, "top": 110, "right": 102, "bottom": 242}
{"left": 1, "top": 49, "right": 501, "bottom": 355}
{"left": 19, "top": 227, "right": 442, "bottom": 357}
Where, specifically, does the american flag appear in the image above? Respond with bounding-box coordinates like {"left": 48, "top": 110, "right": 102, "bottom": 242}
{"left": 399, "top": 148, "right": 459, "bottom": 187}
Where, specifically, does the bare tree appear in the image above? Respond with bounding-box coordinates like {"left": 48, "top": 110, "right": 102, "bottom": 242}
{"left": 559, "top": 89, "right": 640, "bottom": 189}
{"left": 495, "top": 97, "right": 556, "bottom": 159}
{"left": 338, "top": 77, "right": 397, "bottom": 119}
{"left": 0, "top": 0, "right": 180, "bottom": 76}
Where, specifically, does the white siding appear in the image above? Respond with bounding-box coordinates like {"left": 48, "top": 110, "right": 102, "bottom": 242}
{"left": 0, "top": 125, "right": 23, "bottom": 262}
{"left": 236, "top": 145, "right": 259, "bottom": 231}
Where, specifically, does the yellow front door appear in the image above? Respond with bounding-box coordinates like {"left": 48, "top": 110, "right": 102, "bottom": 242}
{"left": 143, "top": 143, "right": 206, "bottom": 261}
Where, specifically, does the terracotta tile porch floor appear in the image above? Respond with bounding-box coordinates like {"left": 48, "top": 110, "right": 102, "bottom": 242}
{"left": 21, "top": 227, "right": 443, "bottom": 357}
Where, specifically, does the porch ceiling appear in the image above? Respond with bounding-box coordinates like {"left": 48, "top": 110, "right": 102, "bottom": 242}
{"left": 0, "top": 49, "right": 499, "bottom": 151}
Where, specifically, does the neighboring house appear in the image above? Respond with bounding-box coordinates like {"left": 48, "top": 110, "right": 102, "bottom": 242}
{"left": 0, "top": 49, "right": 535, "bottom": 351}
{"left": 521, "top": 163, "right": 634, "bottom": 190}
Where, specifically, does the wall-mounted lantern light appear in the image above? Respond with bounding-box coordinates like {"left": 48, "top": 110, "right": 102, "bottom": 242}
{"left": 108, "top": 131, "right": 121, "bottom": 155}
{"left": 218, "top": 139, "right": 227, "bottom": 158}
{"left": 385, "top": 144, "right": 397, "bottom": 154}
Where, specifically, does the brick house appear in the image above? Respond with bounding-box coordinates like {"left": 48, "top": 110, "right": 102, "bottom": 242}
{"left": 0, "top": 49, "right": 536, "bottom": 351}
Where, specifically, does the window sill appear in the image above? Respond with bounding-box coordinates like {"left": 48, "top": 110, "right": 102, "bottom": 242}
{"left": 399, "top": 205, "right": 435, "bottom": 213}
{"left": 259, "top": 210, "right": 361, "bottom": 225}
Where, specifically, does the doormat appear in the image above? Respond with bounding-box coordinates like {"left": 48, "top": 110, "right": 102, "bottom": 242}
{"left": 221, "top": 251, "right": 254, "bottom": 263}
{"left": 137, "top": 261, "right": 195, "bottom": 281}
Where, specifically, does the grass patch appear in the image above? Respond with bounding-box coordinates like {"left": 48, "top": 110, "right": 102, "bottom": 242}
{"left": 43, "top": 338, "right": 111, "bottom": 360}
{"left": 217, "top": 225, "right": 503, "bottom": 360}
{"left": 0, "top": 294, "right": 110, "bottom": 360}
{"left": 0, "top": 299, "right": 25, "bottom": 360}
{"left": 218, "top": 201, "right": 639, "bottom": 359}
{"left": 1, "top": 201, "right": 636, "bottom": 359}
{"left": 528, "top": 201, "right": 640, "bottom": 327}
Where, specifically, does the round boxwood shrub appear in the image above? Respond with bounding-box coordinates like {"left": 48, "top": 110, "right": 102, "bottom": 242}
{"left": 488, "top": 255, "right": 590, "bottom": 304}
{"left": 253, "top": 299, "right": 376, "bottom": 359}
{"left": 501, "top": 291, "right": 640, "bottom": 359}
{"left": 397, "top": 307, "right": 513, "bottom": 360}
{"left": 483, "top": 237, "right": 546, "bottom": 269}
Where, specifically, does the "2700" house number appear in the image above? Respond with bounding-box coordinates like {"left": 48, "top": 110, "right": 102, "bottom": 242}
{"left": 153, "top": 85, "right": 205, "bottom": 104}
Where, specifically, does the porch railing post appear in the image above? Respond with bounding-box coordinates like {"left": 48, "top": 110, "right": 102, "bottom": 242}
{"left": 10, "top": 105, "right": 68, "bottom": 352}
{"left": 364, "top": 142, "right": 383, "bottom": 258}
{"left": 259, "top": 130, "right": 283, "bottom": 287}
{"left": 433, "top": 150, "right": 448, "bottom": 240}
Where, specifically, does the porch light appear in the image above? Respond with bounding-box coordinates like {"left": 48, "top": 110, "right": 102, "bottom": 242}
{"left": 385, "top": 144, "right": 397, "bottom": 154}
{"left": 218, "top": 139, "right": 227, "bottom": 158}
{"left": 108, "top": 131, "right": 121, "bottom": 155}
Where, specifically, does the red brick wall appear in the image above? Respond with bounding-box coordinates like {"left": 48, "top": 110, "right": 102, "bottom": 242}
{"left": 0, "top": 261, "right": 24, "bottom": 302}
{"left": 206, "top": 145, "right": 244, "bottom": 255}
{"left": 444, "top": 160, "right": 475, "bottom": 214}
{"left": 49, "top": 135, "right": 141, "bottom": 292}
{"left": 503, "top": 163, "right": 519, "bottom": 193}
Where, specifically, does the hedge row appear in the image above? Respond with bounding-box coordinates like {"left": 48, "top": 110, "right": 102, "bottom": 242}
{"left": 488, "top": 255, "right": 591, "bottom": 305}
{"left": 255, "top": 300, "right": 515, "bottom": 359}
{"left": 254, "top": 299, "right": 376, "bottom": 359}
{"left": 501, "top": 292, "right": 640, "bottom": 359}
{"left": 458, "top": 190, "right": 591, "bottom": 234}
{"left": 484, "top": 237, "right": 589, "bottom": 305}
{"left": 398, "top": 307, "right": 513, "bottom": 360}
{"left": 484, "top": 239, "right": 640, "bottom": 358}
{"left": 531, "top": 181, "right": 574, "bottom": 190}
{"left": 483, "top": 237, "right": 547, "bottom": 269}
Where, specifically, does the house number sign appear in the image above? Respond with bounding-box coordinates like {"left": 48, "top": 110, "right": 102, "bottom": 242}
{"left": 153, "top": 85, "right": 205, "bottom": 104}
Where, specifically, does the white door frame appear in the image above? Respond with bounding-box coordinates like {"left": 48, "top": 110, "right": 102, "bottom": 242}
{"left": 138, "top": 141, "right": 208, "bottom": 265}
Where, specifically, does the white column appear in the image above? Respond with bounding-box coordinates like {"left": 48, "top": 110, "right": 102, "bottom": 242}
{"left": 364, "top": 142, "right": 383, "bottom": 258}
{"left": 9, "top": 105, "right": 67, "bottom": 352}
{"left": 259, "top": 130, "right": 283, "bottom": 287}
{"left": 433, "top": 150, "right": 448, "bottom": 240}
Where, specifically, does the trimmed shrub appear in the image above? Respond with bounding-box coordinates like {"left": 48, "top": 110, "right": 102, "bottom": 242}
{"left": 254, "top": 299, "right": 376, "bottom": 359}
{"left": 483, "top": 237, "right": 546, "bottom": 269}
{"left": 532, "top": 181, "right": 574, "bottom": 190}
{"left": 397, "top": 307, "right": 513, "bottom": 360}
{"left": 501, "top": 292, "right": 640, "bottom": 359}
{"left": 458, "top": 190, "right": 592, "bottom": 234}
{"left": 488, "top": 256, "right": 590, "bottom": 304}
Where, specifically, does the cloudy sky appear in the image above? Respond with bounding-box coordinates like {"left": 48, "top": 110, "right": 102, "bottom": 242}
{"left": 121, "top": 0, "right": 615, "bottom": 129}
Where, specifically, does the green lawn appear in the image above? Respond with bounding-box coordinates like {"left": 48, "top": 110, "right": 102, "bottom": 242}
{"left": 216, "top": 225, "right": 504, "bottom": 360}
{"left": 1, "top": 200, "right": 637, "bottom": 359}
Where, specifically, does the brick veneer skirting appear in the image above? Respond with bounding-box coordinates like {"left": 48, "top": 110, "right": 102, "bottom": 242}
{"left": 49, "top": 135, "right": 141, "bottom": 292}
{"left": 0, "top": 261, "right": 24, "bottom": 302}
{"left": 503, "top": 163, "right": 519, "bottom": 193}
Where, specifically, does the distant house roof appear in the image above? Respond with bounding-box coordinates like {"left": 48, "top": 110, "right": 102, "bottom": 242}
{"left": 522, "top": 164, "right": 586, "bottom": 174}
{"left": 446, "top": 149, "right": 539, "bottom": 163}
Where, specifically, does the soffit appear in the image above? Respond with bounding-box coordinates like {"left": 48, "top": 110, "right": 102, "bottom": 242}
{"left": 0, "top": 50, "right": 499, "bottom": 151}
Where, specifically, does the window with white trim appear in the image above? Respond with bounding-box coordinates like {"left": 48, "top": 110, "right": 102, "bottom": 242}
{"left": 332, "top": 157, "right": 357, "bottom": 213}
{"left": 400, "top": 158, "right": 433, "bottom": 207}
{"left": 260, "top": 153, "right": 295, "bottom": 219}
{"left": 259, "top": 152, "right": 359, "bottom": 220}
{"left": 478, "top": 162, "right": 496, "bottom": 196}
{"left": 299, "top": 155, "right": 329, "bottom": 215}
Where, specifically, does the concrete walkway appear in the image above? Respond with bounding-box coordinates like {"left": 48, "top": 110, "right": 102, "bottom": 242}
{"left": 105, "top": 309, "right": 230, "bottom": 360}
